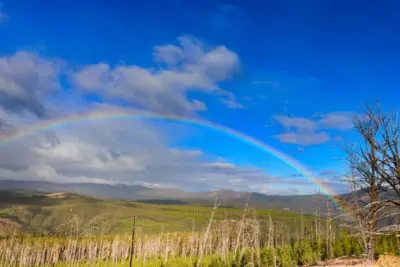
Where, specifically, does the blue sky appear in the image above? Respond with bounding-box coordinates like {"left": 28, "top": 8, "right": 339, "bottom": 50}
{"left": 0, "top": 0, "right": 398, "bottom": 194}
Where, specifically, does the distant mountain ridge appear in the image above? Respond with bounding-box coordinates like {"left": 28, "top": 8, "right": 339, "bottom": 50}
{"left": 0, "top": 180, "right": 337, "bottom": 214}
{"left": 0, "top": 180, "right": 150, "bottom": 200}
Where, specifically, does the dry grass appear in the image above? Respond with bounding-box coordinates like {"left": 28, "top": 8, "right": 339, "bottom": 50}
{"left": 45, "top": 192, "right": 68, "bottom": 199}
{"left": 313, "top": 255, "right": 400, "bottom": 266}
{"left": 0, "top": 219, "right": 261, "bottom": 266}
{"left": 0, "top": 218, "right": 20, "bottom": 235}
{"left": 376, "top": 255, "right": 400, "bottom": 267}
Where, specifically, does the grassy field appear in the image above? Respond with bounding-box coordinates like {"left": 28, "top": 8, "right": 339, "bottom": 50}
{"left": 0, "top": 190, "right": 399, "bottom": 266}
{"left": 0, "top": 190, "right": 315, "bottom": 236}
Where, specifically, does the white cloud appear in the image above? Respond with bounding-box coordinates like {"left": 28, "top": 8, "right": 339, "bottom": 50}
{"left": 273, "top": 116, "right": 315, "bottom": 132}
{"left": 274, "top": 112, "right": 355, "bottom": 133}
{"left": 273, "top": 112, "right": 355, "bottom": 145}
{"left": 320, "top": 170, "right": 335, "bottom": 176}
{"left": 191, "top": 99, "right": 207, "bottom": 111}
{"left": 72, "top": 63, "right": 109, "bottom": 90}
{"left": 205, "top": 162, "right": 236, "bottom": 169}
{"left": 0, "top": 116, "right": 302, "bottom": 192}
{"left": 153, "top": 44, "right": 185, "bottom": 66}
{"left": 0, "top": 51, "right": 61, "bottom": 117}
{"left": 220, "top": 99, "right": 245, "bottom": 109}
{"left": 252, "top": 80, "right": 279, "bottom": 89}
{"left": 228, "top": 178, "right": 244, "bottom": 184}
{"left": 0, "top": 163, "right": 116, "bottom": 185}
{"left": 274, "top": 132, "right": 330, "bottom": 146}
{"left": 0, "top": 35, "right": 345, "bottom": 194}
{"left": 318, "top": 113, "right": 354, "bottom": 131}
{"left": 73, "top": 36, "right": 240, "bottom": 115}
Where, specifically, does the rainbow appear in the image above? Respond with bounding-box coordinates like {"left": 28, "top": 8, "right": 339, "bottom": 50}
{"left": 0, "top": 110, "right": 345, "bottom": 212}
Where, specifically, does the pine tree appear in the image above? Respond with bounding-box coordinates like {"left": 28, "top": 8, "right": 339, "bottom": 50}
{"left": 333, "top": 239, "right": 344, "bottom": 257}
{"left": 277, "top": 245, "right": 295, "bottom": 267}
{"left": 341, "top": 231, "right": 352, "bottom": 256}
{"left": 261, "top": 247, "right": 274, "bottom": 267}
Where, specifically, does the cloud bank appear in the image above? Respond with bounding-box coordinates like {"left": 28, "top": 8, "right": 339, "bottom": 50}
{"left": 0, "top": 35, "right": 345, "bottom": 195}
{"left": 73, "top": 36, "right": 240, "bottom": 115}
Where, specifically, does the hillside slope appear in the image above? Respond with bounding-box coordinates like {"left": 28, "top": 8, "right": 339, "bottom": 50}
{"left": 0, "top": 180, "right": 339, "bottom": 214}
{"left": 0, "top": 190, "right": 317, "bottom": 236}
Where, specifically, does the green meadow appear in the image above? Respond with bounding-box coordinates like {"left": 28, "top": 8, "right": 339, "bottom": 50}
{"left": 0, "top": 190, "right": 313, "bottom": 236}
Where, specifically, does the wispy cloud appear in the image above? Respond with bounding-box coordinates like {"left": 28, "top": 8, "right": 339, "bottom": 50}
{"left": 272, "top": 112, "right": 356, "bottom": 145}
{"left": 317, "top": 112, "right": 355, "bottom": 131}
{"left": 291, "top": 173, "right": 303, "bottom": 177}
{"left": 273, "top": 116, "right": 315, "bottom": 132}
{"left": 274, "top": 132, "right": 330, "bottom": 146}
{"left": 252, "top": 80, "right": 279, "bottom": 89}
{"left": 274, "top": 112, "right": 355, "bottom": 133}
{"left": 320, "top": 170, "right": 335, "bottom": 176}
{"left": 220, "top": 99, "right": 245, "bottom": 109}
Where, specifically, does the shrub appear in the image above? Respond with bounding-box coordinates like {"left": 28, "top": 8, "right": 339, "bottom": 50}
{"left": 261, "top": 247, "right": 275, "bottom": 266}
{"left": 277, "top": 245, "right": 295, "bottom": 267}
{"left": 351, "top": 239, "right": 364, "bottom": 256}
{"left": 333, "top": 239, "right": 344, "bottom": 258}
{"left": 293, "top": 241, "right": 319, "bottom": 266}
{"left": 342, "top": 231, "right": 352, "bottom": 256}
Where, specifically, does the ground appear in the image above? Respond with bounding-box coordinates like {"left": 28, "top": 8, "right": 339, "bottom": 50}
{"left": 314, "top": 255, "right": 400, "bottom": 266}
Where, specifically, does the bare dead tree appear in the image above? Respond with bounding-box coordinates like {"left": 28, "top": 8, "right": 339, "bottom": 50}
{"left": 301, "top": 207, "right": 304, "bottom": 242}
{"left": 346, "top": 104, "right": 400, "bottom": 222}
{"left": 314, "top": 207, "right": 320, "bottom": 242}
{"left": 197, "top": 192, "right": 221, "bottom": 267}
{"left": 373, "top": 109, "right": 400, "bottom": 206}
{"left": 267, "top": 215, "right": 273, "bottom": 249}
{"left": 345, "top": 104, "right": 385, "bottom": 261}
{"left": 341, "top": 175, "right": 368, "bottom": 256}
{"left": 233, "top": 192, "right": 251, "bottom": 260}
{"left": 326, "top": 201, "right": 333, "bottom": 260}
{"left": 129, "top": 216, "right": 136, "bottom": 267}
{"left": 339, "top": 172, "right": 400, "bottom": 244}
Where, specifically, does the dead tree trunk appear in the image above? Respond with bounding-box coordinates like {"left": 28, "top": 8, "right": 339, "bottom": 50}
{"left": 326, "top": 201, "right": 333, "bottom": 260}
{"left": 345, "top": 104, "right": 385, "bottom": 262}
{"left": 129, "top": 216, "right": 136, "bottom": 267}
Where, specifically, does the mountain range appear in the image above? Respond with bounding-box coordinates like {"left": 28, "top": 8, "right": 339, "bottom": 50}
{"left": 0, "top": 179, "right": 339, "bottom": 214}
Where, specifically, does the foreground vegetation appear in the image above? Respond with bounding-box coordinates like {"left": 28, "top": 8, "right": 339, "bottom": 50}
{"left": 0, "top": 190, "right": 399, "bottom": 266}
{"left": 0, "top": 229, "right": 398, "bottom": 266}
{"left": 0, "top": 191, "right": 315, "bottom": 236}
